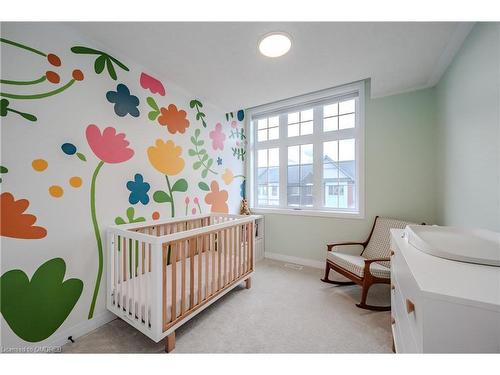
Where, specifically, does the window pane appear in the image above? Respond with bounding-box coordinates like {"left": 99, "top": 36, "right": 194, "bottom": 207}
{"left": 258, "top": 149, "right": 268, "bottom": 167}
{"left": 301, "top": 186, "right": 313, "bottom": 207}
{"left": 301, "top": 109, "right": 313, "bottom": 122}
{"left": 268, "top": 126, "right": 279, "bottom": 140}
{"left": 258, "top": 129, "right": 267, "bottom": 142}
{"left": 324, "top": 103, "right": 338, "bottom": 117}
{"left": 268, "top": 167, "right": 279, "bottom": 183}
{"left": 339, "top": 139, "right": 355, "bottom": 161}
{"left": 300, "top": 121, "right": 313, "bottom": 135}
{"left": 268, "top": 148, "right": 279, "bottom": 166}
{"left": 339, "top": 113, "right": 355, "bottom": 130}
{"left": 300, "top": 164, "right": 313, "bottom": 183}
{"left": 288, "top": 146, "right": 299, "bottom": 165}
{"left": 287, "top": 165, "right": 300, "bottom": 184}
{"left": 288, "top": 123, "right": 299, "bottom": 137}
{"left": 339, "top": 99, "right": 355, "bottom": 115}
{"left": 257, "top": 119, "right": 267, "bottom": 130}
{"left": 268, "top": 116, "right": 279, "bottom": 127}
{"left": 288, "top": 112, "right": 299, "bottom": 124}
{"left": 301, "top": 144, "right": 313, "bottom": 164}
{"left": 323, "top": 117, "right": 338, "bottom": 132}
{"left": 257, "top": 168, "right": 268, "bottom": 184}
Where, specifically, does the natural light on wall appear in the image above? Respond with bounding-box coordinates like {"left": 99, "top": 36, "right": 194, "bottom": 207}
{"left": 258, "top": 32, "right": 292, "bottom": 57}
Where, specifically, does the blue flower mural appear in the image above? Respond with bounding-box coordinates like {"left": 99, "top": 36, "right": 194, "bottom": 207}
{"left": 126, "top": 173, "right": 150, "bottom": 205}
{"left": 106, "top": 83, "right": 140, "bottom": 117}
{"left": 217, "top": 157, "right": 223, "bottom": 166}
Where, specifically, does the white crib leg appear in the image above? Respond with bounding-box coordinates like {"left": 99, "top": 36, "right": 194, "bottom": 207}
{"left": 245, "top": 277, "right": 252, "bottom": 289}
{"left": 165, "top": 331, "right": 176, "bottom": 353}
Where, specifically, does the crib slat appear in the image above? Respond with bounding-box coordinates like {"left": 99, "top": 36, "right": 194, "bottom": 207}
{"left": 205, "top": 234, "right": 209, "bottom": 299}
{"left": 224, "top": 229, "right": 228, "bottom": 286}
{"left": 217, "top": 231, "right": 222, "bottom": 291}
{"left": 162, "top": 243, "right": 167, "bottom": 327}
{"left": 181, "top": 240, "right": 186, "bottom": 315}
{"left": 211, "top": 232, "right": 216, "bottom": 295}
{"left": 189, "top": 238, "right": 195, "bottom": 309}
{"left": 145, "top": 237, "right": 150, "bottom": 328}
{"left": 171, "top": 242, "right": 177, "bottom": 320}
{"left": 131, "top": 238, "right": 135, "bottom": 319}
{"left": 197, "top": 236, "right": 202, "bottom": 304}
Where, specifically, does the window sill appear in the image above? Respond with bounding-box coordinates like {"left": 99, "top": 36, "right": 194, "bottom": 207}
{"left": 250, "top": 207, "right": 364, "bottom": 219}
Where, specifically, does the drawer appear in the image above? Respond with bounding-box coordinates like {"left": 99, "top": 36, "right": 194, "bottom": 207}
{"left": 391, "top": 245, "right": 423, "bottom": 347}
{"left": 391, "top": 280, "right": 419, "bottom": 353}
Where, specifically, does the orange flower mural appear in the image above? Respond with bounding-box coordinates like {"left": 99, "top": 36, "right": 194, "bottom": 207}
{"left": 204, "top": 181, "right": 229, "bottom": 213}
{"left": 0, "top": 192, "right": 47, "bottom": 239}
{"left": 157, "top": 104, "right": 190, "bottom": 134}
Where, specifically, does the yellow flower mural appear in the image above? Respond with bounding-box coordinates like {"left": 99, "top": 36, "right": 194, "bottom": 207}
{"left": 148, "top": 139, "right": 188, "bottom": 217}
{"left": 221, "top": 168, "right": 245, "bottom": 186}
{"left": 147, "top": 139, "right": 185, "bottom": 176}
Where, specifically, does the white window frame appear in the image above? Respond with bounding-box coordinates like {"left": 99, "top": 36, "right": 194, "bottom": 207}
{"left": 245, "top": 81, "right": 365, "bottom": 219}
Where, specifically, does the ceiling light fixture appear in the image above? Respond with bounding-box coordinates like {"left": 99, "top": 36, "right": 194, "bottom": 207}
{"left": 258, "top": 32, "right": 292, "bottom": 58}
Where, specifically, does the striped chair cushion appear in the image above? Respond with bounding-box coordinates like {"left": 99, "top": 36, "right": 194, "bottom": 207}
{"left": 362, "top": 217, "right": 413, "bottom": 268}
{"left": 327, "top": 251, "right": 390, "bottom": 279}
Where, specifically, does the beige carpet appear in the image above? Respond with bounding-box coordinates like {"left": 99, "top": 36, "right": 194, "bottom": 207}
{"left": 62, "top": 258, "right": 392, "bottom": 353}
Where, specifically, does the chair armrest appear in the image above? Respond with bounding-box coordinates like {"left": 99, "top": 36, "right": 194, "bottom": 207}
{"left": 327, "top": 242, "right": 365, "bottom": 251}
{"left": 363, "top": 258, "right": 390, "bottom": 278}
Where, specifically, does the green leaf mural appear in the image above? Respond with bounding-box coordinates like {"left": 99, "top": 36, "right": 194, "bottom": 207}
{"left": 189, "top": 99, "right": 207, "bottom": 128}
{"left": 71, "top": 46, "right": 129, "bottom": 81}
{"left": 188, "top": 128, "right": 217, "bottom": 178}
{"left": 0, "top": 258, "right": 83, "bottom": 342}
{"left": 146, "top": 96, "right": 160, "bottom": 121}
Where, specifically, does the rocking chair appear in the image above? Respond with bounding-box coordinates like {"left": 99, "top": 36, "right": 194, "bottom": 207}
{"left": 321, "top": 216, "right": 412, "bottom": 311}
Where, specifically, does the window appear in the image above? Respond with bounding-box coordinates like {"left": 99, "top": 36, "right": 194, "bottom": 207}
{"left": 247, "top": 81, "right": 364, "bottom": 217}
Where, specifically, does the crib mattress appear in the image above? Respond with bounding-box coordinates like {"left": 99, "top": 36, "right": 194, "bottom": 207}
{"left": 113, "top": 250, "right": 244, "bottom": 323}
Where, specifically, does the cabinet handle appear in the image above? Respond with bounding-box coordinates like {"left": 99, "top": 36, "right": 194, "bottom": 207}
{"left": 390, "top": 250, "right": 395, "bottom": 256}
{"left": 391, "top": 316, "right": 395, "bottom": 325}
{"left": 391, "top": 284, "right": 395, "bottom": 290}
{"left": 406, "top": 299, "right": 415, "bottom": 314}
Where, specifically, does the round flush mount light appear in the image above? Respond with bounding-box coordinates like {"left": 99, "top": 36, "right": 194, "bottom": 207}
{"left": 258, "top": 32, "right": 292, "bottom": 58}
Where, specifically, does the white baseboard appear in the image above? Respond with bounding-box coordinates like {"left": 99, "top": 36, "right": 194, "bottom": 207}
{"left": 44, "top": 310, "right": 115, "bottom": 349}
{"left": 265, "top": 252, "right": 324, "bottom": 269}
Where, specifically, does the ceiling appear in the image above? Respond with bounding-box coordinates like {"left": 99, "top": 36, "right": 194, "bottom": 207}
{"left": 69, "top": 22, "right": 473, "bottom": 111}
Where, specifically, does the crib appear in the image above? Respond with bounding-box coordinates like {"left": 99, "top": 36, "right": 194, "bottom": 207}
{"left": 106, "top": 213, "right": 256, "bottom": 352}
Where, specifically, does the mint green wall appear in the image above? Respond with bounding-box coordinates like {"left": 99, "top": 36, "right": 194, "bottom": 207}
{"left": 435, "top": 23, "right": 500, "bottom": 231}
{"left": 264, "top": 86, "right": 437, "bottom": 263}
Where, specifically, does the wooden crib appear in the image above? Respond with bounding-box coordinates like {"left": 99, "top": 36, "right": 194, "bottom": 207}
{"left": 106, "top": 214, "right": 256, "bottom": 352}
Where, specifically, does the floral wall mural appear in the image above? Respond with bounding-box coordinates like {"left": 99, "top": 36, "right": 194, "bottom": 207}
{"left": 0, "top": 23, "right": 246, "bottom": 348}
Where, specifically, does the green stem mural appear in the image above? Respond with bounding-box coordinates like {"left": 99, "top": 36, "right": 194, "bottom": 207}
{"left": 165, "top": 175, "right": 175, "bottom": 217}
{"left": 0, "top": 79, "right": 76, "bottom": 100}
{"left": 88, "top": 160, "right": 104, "bottom": 319}
{"left": 0, "top": 75, "right": 47, "bottom": 85}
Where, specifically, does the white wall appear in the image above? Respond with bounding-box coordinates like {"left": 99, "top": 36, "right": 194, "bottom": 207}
{"left": 435, "top": 23, "right": 500, "bottom": 231}
{"left": 0, "top": 23, "right": 245, "bottom": 349}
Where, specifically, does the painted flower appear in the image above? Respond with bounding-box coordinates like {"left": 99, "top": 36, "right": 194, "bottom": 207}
{"left": 231, "top": 120, "right": 238, "bottom": 129}
{"left": 222, "top": 168, "right": 234, "bottom": 185}
{"left": 85, "top": 124, "right": 134, "bottom": 319}
{"left": 147, "top": 139, "right": 185, "bottom": 176}
{"left": 126, "top": 173, "right": 150, "bottom": 205}
{"left": 209, "top": 122, "right": 226, "bottom": 150}
{"left": 192, "top": 208, "right": 197, "bottom": 215}
{"left": 140, "top": 72, "right": 165, "bottom": 96}
{"left": 61, "top": 143, "right": 76, "bottom": 155}
{"left": 205, "top": 181, "right": 229, "bottom": 213}
{"left": 217, "top": 157, "right": 223, "bottom": 166}
{"left": 0, "top": 192, "right": 47, "bottom": 239}
{"left": 106, "top": 83, "right": 140, "bottom": 117}
{"left": 158, "top": 104, "right": 190, "bottom": 134}
{"left": 86, "top": 124, "right": 134, "bottom": 164}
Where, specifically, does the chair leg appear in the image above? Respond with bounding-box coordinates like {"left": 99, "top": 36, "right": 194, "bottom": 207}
{"left": 245, "top": 277, "right": 252, "bottom": 289}
{"left": 321, "top": 262, "right": 356, "bottom": 285}
{"left": 356, "top": 279, "right": 390, "bottom": 311}
{"left": 165, "top": 331, "right": 175, "bottom": 353}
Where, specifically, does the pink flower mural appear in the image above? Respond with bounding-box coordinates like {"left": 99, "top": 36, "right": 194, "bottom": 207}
{"left": 85, "top": 124, "right": 134, "bottom": 319}
{"left": 209, "top": 122, "right": 226, "bottom": 150}
{"left": 140, "top": 72, "right": 165, "bottom": 96}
